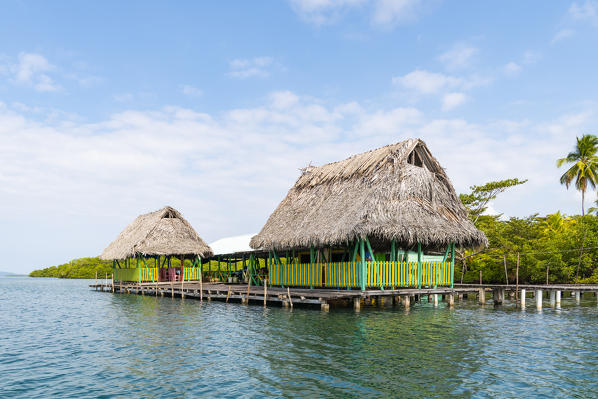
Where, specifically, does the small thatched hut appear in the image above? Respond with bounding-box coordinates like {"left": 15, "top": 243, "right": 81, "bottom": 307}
{"left": 101, "top": 206, "right": 213, "bottom": 283}
{"left": 250, "top": 138, "right": 487, "bottom": 290}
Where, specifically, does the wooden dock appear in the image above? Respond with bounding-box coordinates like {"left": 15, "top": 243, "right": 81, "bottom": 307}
{"left": 89, "top": 280, "right": 598, "bottom": 310}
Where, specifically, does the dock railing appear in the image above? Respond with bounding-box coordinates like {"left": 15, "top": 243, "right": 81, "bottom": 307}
{"left": 268, "top": 260, "right": 452, "bottom": 289}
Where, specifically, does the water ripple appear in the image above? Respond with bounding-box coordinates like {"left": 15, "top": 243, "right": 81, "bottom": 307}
{"left": 1, "top": 278, "right": 598, "bottom": 398}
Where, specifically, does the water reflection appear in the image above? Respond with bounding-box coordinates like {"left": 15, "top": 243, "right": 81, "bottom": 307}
{"left": 1, "top": 278, "right": 598, "bottom": 398}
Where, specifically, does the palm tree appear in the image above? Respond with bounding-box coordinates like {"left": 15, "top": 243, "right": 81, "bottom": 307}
{"left": 557, "top": 134, "right": 598, "bottom": 280}
{"left": 557, "top": 134, "right": 598, "bottom": 216}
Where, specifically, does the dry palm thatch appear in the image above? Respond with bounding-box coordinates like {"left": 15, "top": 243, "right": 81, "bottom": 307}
{"left": 250, "top": 138, "right": 488, "bottom": 251}
{"left": 100, "top": 206, "right": 213, "bottom": 260}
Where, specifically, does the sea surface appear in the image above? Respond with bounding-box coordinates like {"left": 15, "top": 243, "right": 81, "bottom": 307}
{"left": 1, "top": 277, "right": 598, "bottom": 398}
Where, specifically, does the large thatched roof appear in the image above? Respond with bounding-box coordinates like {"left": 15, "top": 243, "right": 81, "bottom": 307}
{"left": 100, "top": 206, "right": 213, "bottom": 260}
{"left": 250, "top": 138, "right": 487, "bottom": 251}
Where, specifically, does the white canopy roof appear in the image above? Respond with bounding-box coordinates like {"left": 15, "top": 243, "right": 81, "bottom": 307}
{"left": 209, "top": 234, "right": 258, "bottom": 256}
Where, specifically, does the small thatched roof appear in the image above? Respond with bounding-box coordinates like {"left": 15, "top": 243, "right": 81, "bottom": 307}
{"left": 100, "top": 206, "right": 213, "bottom": 260}
{"left": 250, "top": 138, "right": 487, "bottom": 251}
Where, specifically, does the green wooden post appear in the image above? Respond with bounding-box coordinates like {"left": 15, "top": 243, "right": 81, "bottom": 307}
{"left": 248, "top": 253, "right": 254, "bottom": 285}
{"left": 267, "top": 251, "right": 272, "bottom": 287}
{"left": 217, "top": 256, "right": 220, "bottom": 281}
{"left": 136, "top": 254, "right": 141, "bottom": 282}
{"left": 272, "top": 249, "right": 283, "bottom": 287}
{"left": 364, "top": 237, "right": 382, "bottom": 290}
{"left": 417, "top": 242, "right": 422, "bottom": 289}
{"left": 198, "top": 255, "right": 202, "bottom": 280}
{"left": 360, "top": 239, "right": 366, "bottom": 290}
{"left": 308, "top": 246, "right": 313, "bottom": 289}
{"left": 450, "top": 242, "right": 455, "bottom": 288}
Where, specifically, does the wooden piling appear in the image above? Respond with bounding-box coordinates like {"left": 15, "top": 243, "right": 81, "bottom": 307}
{"left": 244, "top": 277, "right": 252, "bottom": 305}
{"left": 287, "top": 287, "right": 293, "bottom": 308}
{"left": 447, "top": 293, "right": 455, "bottom": 307}
{"left": 493, "top": 288, "right": 502, "bottom": 305}
{"left": 478, "top": 288, "right": 485, "bottom": 305}
{"left": 515, "top": 252, "right": 520, "bottom": 306}
{"left": 354, "top": 297, "right": 361, "bottom": 311}
{"left": 200, "top": 272, "right": 203, "bottom": 302}
{"left": 520, "top": 288, "right": 526, "bottom": 307}
{"left": 556, "top": 290, "right": 561, "bottom": 308}
{"left": 264, "top": 278, "right": 267, "bottom": 307}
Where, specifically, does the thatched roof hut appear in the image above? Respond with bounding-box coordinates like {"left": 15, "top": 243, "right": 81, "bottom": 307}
{"left": 100, "top": 206, "right": 213, "bottom": 260}
{"left": 250, "top": 138, "right": 487, "bottom": 251}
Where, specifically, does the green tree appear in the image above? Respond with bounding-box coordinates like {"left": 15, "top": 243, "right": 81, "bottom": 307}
{"left": 460, "top": 178, "right": 527, "bottom": 225}
{"left": 556, "top": 134, "right": 598, "bottom": 217}
{"left": 557, "top": 134, "right": 598, "bottom": 280}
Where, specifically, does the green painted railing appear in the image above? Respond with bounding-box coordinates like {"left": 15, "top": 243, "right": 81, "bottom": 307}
{"left": 366, "top": 261, "right": 452, "bottom": 288}
{"left": 267, "top": 261, "right": 453, "bottom": 289}
{"left": 183, "top": 267, "right": 202, "bottom": 281}
{"left": 269, "top": 262, "right": 322, "bottom": 287}
{"left": 113, "top": 267, "right": 140, "bottom": 282}
{"left": 325, "top": 261, "right": 360, "bottom": 288}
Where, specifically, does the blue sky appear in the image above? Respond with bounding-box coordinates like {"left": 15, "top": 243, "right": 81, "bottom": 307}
{"left": 1, "top": 0, "right": 598, "bottom": 273}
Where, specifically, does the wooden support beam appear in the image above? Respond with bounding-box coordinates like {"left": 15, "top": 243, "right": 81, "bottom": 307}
{"left": 450, "top": 243, "right": 455, "bottom": 288}
{"left": 536, "top": 289, "right": 543, "bottom": 310}
{"left": 264, "top": 278, "right": 267, "bottom": 307}
{"left": 360, "top": 239, "right": 366, "bottom": 290}
{"left": 447, "top": 293, "right": 454, "bottom": 307}
{"left": 417, "top": 242, "right": 422, "bottom": 289}
{"left": 478, "top": 287, "right": 485, "bottom": 305}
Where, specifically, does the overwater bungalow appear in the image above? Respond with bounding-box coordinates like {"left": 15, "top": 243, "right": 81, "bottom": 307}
{"left": 100, "top": 206, "right": 213, "bottom": 283}
{"left": 249, "top": 138, "right": 488, "bottom": 290}
{"left": 203, "top": 234, "right": 260, "bottom": 284}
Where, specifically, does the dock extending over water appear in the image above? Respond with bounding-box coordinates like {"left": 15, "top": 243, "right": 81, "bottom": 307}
{"left": 90, "top": 281, "right": 598, "bottom": 311}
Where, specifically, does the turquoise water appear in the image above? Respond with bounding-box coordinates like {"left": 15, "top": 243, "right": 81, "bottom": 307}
{"left": 1, "top": 278, "right": 598, "bottom": 398}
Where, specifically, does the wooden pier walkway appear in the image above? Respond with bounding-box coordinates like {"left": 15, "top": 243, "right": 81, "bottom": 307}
{"left": 89, "top": 280, "right": 598, "bottom": 310}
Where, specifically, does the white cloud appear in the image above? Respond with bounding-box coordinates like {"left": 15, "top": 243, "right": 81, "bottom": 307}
{"left": 288, "top": 0, "right": 423, "bottom": 27}
{"left": 113, "top": 93, "right": 134, "bottom": 102}
{"left": 522, "top": 50, "right": 541, "bottom": 65}
{"left": 569, "top": 0, "right": 597, "bottom": 22}
{"left": 270, "top": 91, "right": 300, "bottom": 109}
{"left": 504, "top": 61, "right": 522, "bottom": 76}
{"left": 392, "top": 69, "right": 488, "bottom": 111}
{"left": 228, "top": 57, "right": 274, "bottom": 79}
{"left": 0, "top": 93, "right": 592, "bottom": 273}
{"left": 392, "top": 69, "right": 463, "bottom": 94}
{"left": 441, "top": 92, "right": 467, "bottom": 111}
{"left": 371, "top": 0, "right": 422, "bottom": 27}
{"left": 438, "top": 43, "right": 478, "bottom": 71}
{"left": 289, "top": 0, "right": 367, "bottom": 25}
{"left": 483, "top": 202, "right": 501, "bottom": 217}
{"left": 7, "top": 53, "right": 60, "bottom": 92}
{"left": 551, "top": 28, "right": 575, "bottom": 43}
{"left": 180, "top": 85, "right": 203, "bottom": 97}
